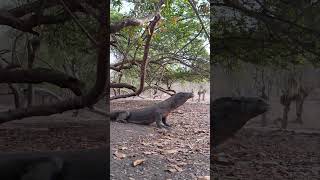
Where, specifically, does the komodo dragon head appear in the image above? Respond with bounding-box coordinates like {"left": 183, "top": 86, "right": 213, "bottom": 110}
{"left": 212, "top": 97, "right": 270, "bottom": 146}
{"left": 168, "top": 92, "right": 194, "bottom": 109}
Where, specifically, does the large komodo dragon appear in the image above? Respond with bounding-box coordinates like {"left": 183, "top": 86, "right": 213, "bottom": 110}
{"left": 110, "top": 92, "right": 194, "bottom": 128}
{"left": 212, "top": 97, "right": 269, "bottom": 147}
{"left": 0, "top": 149, "right": 107, "bottom": 180}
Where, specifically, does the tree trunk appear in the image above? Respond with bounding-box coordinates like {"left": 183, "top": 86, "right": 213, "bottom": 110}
{"left": 295, "top": 96, "right": 306, "bottom": 124}
{"left": 261, "top": 113, "right": 267, "bottom": 127}
{"left": 7, "top": 83, "right": 21, "bottom": 108}
{"left": 27, "top": 39, "right": 35, "bottom": 107}
{"left": 281, "top": 104, "right": 290, "bottom": 129}
{"left": 260, "top": 86, "right": 268, "bottom": 127}
{"left": 280, "top": 93, "right": 292, "bottom": 129}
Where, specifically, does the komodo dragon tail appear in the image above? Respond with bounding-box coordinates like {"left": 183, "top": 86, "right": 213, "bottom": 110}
{"left": 109, "top": 111, "right": 130, "bottom": 121}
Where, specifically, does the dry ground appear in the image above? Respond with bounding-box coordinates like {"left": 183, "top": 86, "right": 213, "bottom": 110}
{"left": 0, "top": 108, "right": 107, "bottom": 152}
{"left": 212, "top": 127, "right": 320, "bottom": 180}
{"left": 110, "top": 100, "right": 210, "bottom": 180}
{"left": 212, "top": 99, "right": 320, "bottom": 180}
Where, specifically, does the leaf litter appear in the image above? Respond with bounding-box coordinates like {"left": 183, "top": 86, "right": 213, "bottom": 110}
{"left": 111, "top": 100, "right": 210, "bottom": 179}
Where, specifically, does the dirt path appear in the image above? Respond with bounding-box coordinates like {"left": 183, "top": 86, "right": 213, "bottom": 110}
{"left": 212, "top": 127, "right": 320, "bottom": 180}
{"left": 0, "top": 110, "right": 107, "bottom": 152}
{"left": 110, "top": 100, "right": 210, "bottom": 180}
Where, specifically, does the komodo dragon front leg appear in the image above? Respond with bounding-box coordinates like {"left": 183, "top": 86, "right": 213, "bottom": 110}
{"left": 155, "top": 113, "right": 169, "bottom": 129}
{"left": 162, "top": 117, "right": 171, "bottom": 127}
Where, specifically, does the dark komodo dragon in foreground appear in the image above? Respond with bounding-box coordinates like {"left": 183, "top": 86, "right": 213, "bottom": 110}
{"left": 0, "top": 149, "right": 107, "bottom": 180}
{"left": 212, "top": 97, "right": 269, "bottom": 147}
{"left": 110, "top": 92, "right": 194, "bottom": 128}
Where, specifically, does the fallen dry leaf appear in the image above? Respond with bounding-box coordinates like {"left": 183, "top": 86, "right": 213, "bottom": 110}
{"left": 194, "top": 129, "right": 207, "bottom": 134}
{"left": 133, "top": 159, "right": 145, "bottom": 167}
{"left": 174, "top": 165, "right": 183, "bottom": 172}
{"left": 162, "top": 149, "right": 179, "bottom": 154}
{"left": 143, "top": 151, "right": 154, "bottom": 155}
{"left": 165, "top": 168, "right": 177, "bottom": 173}
{"left": 153, "top": 142, "right": 163, "bottom": 148}
{"left": 167, "top": 164, "right": 183, "bottom": 172}
{"left": 177, "top": 162, "right": 188, "bottom": 166}
{"left": 141, "top": 142, "right": 151, "bottom": 146}
{"left": 114, "top": 151, "right": 126, "bottom": 159}
{"left": 119, "top": 146, "right": 127, "bottom": 150}
{"left": 197, "top": 176, "right": 210, "bottom": 180}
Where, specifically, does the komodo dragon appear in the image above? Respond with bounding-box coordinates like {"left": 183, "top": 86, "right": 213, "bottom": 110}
{"left": 110, "top": 92, "right": 194, "bottom": 128}
{"left": 212, "top": 97, "right": 269, "bottom": 147}
{"left": 0, "top": 148, "right": 107, "bottom": 180}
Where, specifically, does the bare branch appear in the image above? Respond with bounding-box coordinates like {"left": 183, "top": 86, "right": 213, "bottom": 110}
{"left": 8, "top": 0, "right": 56, "bottom": 17}
{"left": 0, "top": 68, "right": 85, "bottom": 96}
{"left": 110, "top": 14, "right": 155, "bottom": 34}
{"left": 110, "top": 83, "right": 136, "bottom": 92}
{"left": 59, "top": 0, "right": 98, "bottom": 46}
{"left": 0, "top": 10, "right": 38, "bottom": 35}
{"left": 188, "top": 0, "right": 209, "bottom": 39}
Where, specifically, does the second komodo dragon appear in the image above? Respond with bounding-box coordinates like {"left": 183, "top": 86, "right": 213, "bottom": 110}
{"left": 110, "top": 92, "right": 194, "bottom": 128}
{"left": 212, "top": 97, "right": 270, "bottom": 147}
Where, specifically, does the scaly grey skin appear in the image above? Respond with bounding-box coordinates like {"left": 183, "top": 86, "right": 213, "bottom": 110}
{"left": 0, "top": 156, "right": 63, "bottom": 180}
{"left": 0, "top": 149, "right": 107, "bottom": 180}
{"left": 21, "top": 157, "right": 63, "bottom": 180}
{"left": 212, "top": 97, "right": 270, "bottom": 147}
{"left": 111, "top": 92, "right": 194, "bottom": 128}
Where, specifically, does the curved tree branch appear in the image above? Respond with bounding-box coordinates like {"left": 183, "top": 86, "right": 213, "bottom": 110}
{"left": 110, "top": 13, "right": 161, "bottom": 100}
{"left": 143, "top": 85, "right": 175, "bottom": 96}
{"left": 188, "top": 0, "right": 209, "bottom": 39}
{"left": 0, "top": 68, "right": 84, "bottom": 96}
{"left": 110, "top": 14, "right": 155, "bottom": 34}
{"left": 110, "top": 83, "right": 136, "bottom": 92}
{"left": 0, "top": 0, "right": 102, "bottom": 35}
{"left": 59, "top": 0, "right": 98, "bottom": 46}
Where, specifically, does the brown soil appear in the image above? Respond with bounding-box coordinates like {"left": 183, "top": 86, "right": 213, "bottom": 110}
{"left": 0, "top": 109, "right": 107, "bottom": 152}
{"left": 212, "top": 127, "right": 320, "bottom": 180}
{"left": 110, "top": 100, "right": 210, "bottom": 180}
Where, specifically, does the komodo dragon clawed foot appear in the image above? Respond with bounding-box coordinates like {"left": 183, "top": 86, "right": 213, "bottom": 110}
{"left": 162, "top": 117, "right": 171, "bottom": 127}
